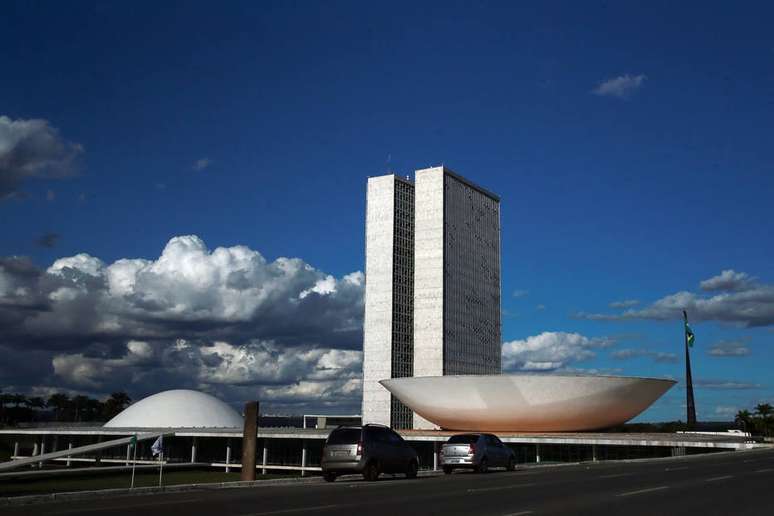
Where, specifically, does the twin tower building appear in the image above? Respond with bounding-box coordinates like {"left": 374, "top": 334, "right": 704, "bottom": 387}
{"left": 362, "top": 166, "right": 502, "bottom": 429}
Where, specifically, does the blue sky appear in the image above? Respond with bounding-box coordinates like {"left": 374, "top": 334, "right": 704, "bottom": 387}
{"left": 1, "top": 1, "right": 773, "bottom": 420}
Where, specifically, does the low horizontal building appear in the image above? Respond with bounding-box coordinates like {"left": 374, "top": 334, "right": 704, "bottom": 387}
{"left": 0, "top": 425, "right": 760, "bottom": 479}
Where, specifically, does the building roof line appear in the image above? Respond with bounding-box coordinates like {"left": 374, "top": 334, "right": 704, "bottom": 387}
{"left": 416, "top": 166, "right": 500, "bottom": 202}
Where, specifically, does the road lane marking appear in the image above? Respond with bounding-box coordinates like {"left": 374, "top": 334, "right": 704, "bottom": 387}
{"left": 503, "top": 511, "right": 533, "bottom": 516}
{"left": 705, "top": 476, "right": 733, "bottom": 482}
{"left": 600, "top": 473, "right": 633, "bottom": 479}
{"left": 242, "top": 505, "right": 340, "bottom": 516}
{"left": 468, "top": 483, "right": 536, "bottom": 493}
{"left": 665, "top": 466, "right": 689, "bottom": 471}
{"left": 52, "top": 497, "right": 211, "bottom": 514}
{"left": 755, "top": 468, "right": 774, "bottom": 473}
{"left": 617, "top": 486, "right": 669, "bottom": 497}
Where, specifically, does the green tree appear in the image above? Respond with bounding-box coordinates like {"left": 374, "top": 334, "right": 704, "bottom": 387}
{"left": 102, "top": 392, "right": 132, "bottom": 420}
{"left": 47, "top": 393, "right": 71, "bottom": 422}
{"left": 71, "top": 395, "right": 90, "bottom": 422}
{"left": 735, "top": 409, "right": 753, "bottom": 433}
{"left": 10, "top": 394, "right": 27, "bottom": 408}
{"left": 27, "top": 397, "right": 46, "bottom": 410}
{"left": 755, "top": 403, "right": 773, "bottom": 436}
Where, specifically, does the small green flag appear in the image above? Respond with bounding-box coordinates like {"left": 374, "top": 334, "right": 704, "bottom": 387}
{"left": 683, "top": 310, "right": 695, "bottom": 347}
{"left": 129, "top": 435, "right": 137, "bottom": 448}
{"left": 685, "top": 322, "right": 695, "bottom": 347}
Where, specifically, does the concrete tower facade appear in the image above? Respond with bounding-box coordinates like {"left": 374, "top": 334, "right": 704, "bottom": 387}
{"left": 362, "top": 174, "right": 415, "bottom": 429}
{"left": 362, "top": 167, "right": 501, "bottom": 429}
{"left": 413, "top": 167, "right": 501, "bottom": 428}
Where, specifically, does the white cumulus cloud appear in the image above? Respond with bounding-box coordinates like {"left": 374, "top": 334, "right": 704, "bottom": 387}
{"left": 502, "top": 331, "right": 614, "bottom": 371}
{"left": 592, "top": 74, "right": 646, "bottom": 99}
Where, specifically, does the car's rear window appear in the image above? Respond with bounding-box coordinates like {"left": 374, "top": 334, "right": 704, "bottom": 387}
{"left": 447, "top": 434, "right": 479, "bottom": 444}
{"left": 327, "top": 428, "right": 361, "bottom": 445}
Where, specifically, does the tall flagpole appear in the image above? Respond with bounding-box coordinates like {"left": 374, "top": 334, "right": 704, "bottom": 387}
{"left": 684, "top": 310, "right": 697, "bottom": 429}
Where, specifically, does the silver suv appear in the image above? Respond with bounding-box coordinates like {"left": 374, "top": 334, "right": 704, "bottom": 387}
{"left": 441, "top": 433, "right": 516, "bottom": 474}
{"left": 321, "top": 424, "right": 419, "bottom": 482}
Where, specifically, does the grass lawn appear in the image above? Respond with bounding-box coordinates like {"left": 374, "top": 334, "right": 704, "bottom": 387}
{"left": 0, "top": 469, "right": 290, "bottom": 498}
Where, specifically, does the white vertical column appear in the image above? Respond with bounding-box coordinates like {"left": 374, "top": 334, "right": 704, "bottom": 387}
{"left": 190, "top": 437, "right": 198, "bottom": 463}
{"left": 13, "top": 441, "right": 19, "bottom": 458}
{"left": 362, "top": 175, "right": 396, "bottom": 427}
{"left": 262, "top": 442, "right": 268, "bottom": 475}
{"left": 413, "top": 168, "right": 445, "bottom": 429}
{"left": 536, "top": 444, "right": 541, "bottom": 464}
{"left": 225, "top": 441, "right": 232, "bottom": 473}
{"left": 433, "top": 442, "right": 438, "bottom": 471}
{"left": 67, "top": 442, "right": 73, "bottom": 467}
{"left": 39, "top": 440, "right": 46, "bottom": 468}
{"left": 301, "top": 440, "right": 307, "bottom": 477}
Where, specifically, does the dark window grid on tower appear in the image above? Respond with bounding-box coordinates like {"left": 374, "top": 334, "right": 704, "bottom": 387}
{"left": 391, "top": 178, "right": 414, "bottom": 429}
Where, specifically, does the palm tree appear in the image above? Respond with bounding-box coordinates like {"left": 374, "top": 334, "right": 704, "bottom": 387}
{"left": 27, "top": 397, "right": 45, "bottom": 410}
{"left": 0, "top": 391, "right": 8, "bottom": 423}
{"left": 102, "top": 392, "right": 132, "bottom": 420}
{"left": 755, "top": 403, "right": 773, "bottom": 436}
{"left": 755, "top": 403, "right": 772, "bottom": 417}
{"left": 47, "top": 394, "right": 71, "bottom": 422}
{"left": 72, "top": 395, "right": 90, "bottom": 422}
{"left": 735, "top": 409, "right": 753, "bottom": 433}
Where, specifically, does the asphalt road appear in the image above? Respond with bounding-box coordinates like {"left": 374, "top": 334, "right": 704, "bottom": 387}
{"left": 5, "top": 448, "right": 774, "bottom": 516}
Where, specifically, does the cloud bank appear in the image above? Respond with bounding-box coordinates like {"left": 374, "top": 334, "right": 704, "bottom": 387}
{"left": 575, "top": 270, "right": 774, "bottom": 327}
{"left": 502, "top": 332, "right": 614, "bottom": 371}
{"left": 611, "top": 348, "right": 678, "bottom": 364}
{"left": 0, "top": 235, "right": 365, "bottom": 412}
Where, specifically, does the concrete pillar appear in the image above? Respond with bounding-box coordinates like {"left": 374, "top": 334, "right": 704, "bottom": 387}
{"left": 67, "top": 442, "right": 73, "bottom": 467}
{"left": 32, "top": 442, "right": 39, "bottom": 467}
{"left": 301, "top": 440, "right": 307, "bottom": 477}
{"left": 433, "top": 442, "right": 438, "bottom": 471}
{"left": 535, "top": 444, "right": 541, "bottom": 464}
{"left": 240, "top": 401, "right": 259, "bottom": 481}
{"left": 39, "top": 440, "right": 46, "bottom": 468}
{"left": 13, "top": 441, "right": 19, "bottom": 458}
{"left": 262, "top": 441, "right": 268, "bottom": 475}
{"left": 126, "top": 444, "right": 131, "bottom": 466}
{"left": 95, "top": 435, "right": 102, "bottom": 465}
{"left": 592, "top": 444, "right": 598, "bottom": 462}
{"left": 191, "top": 437, "right": 198, "bottom": 463}
{"left": 225, "top": 440, "right": 232, "bottom": 473}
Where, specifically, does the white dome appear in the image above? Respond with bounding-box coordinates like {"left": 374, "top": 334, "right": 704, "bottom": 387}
{"left": 104, "top": 389, "right": 244, "bottom": 428}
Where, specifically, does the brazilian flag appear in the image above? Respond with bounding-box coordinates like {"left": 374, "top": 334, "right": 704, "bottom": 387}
{"left": 683, "top": 310, "right": 695, "bottom": 347}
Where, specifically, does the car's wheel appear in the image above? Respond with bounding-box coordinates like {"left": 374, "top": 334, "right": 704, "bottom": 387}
{"left": 323, "top": 472, "right": 337, "bottom": 482}
{"left": 406, "top": 459, "right": 418, "bottom": 479}
{"left": 443, "top": 466, "right": 453, "bottom": 475}
{"left": 477, "top": 457, "right": 488, "bottom": 474}
{"left": 506, "top": 457, "right": 516, "bottom": 472}
{"left": 363, "top": 461, "right": 380, "bottom": 481}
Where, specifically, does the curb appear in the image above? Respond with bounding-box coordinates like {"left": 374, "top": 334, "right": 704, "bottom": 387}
{"left": 0, "top": 469, "right": 444, "bottom": 507}
{"left": 0, "top": 475, "right": 323, "bottom": 506}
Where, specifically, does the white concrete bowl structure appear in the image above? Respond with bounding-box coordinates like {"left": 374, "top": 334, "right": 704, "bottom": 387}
{"left": 104, "top": 389, "right": 243, "bottom": 428}
{"left": 380, "top": 374, "right": 676, "bottom": 432}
